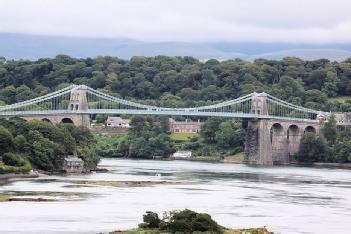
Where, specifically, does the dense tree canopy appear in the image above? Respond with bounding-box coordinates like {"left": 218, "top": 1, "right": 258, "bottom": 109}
{"left": 0, "top": 118, "right": 100, "bottom": 173}
{"left": 1, "top": 55, "right": 351, "bottom": 112}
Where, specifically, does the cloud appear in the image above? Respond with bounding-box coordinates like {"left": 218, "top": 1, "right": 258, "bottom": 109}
{"left": 0, "top": 0, "right": 350, "bottom": 43}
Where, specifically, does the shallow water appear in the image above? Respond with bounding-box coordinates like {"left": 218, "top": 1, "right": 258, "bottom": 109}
{"left": 0, "top": 158, "right": 351, "bottom": 234}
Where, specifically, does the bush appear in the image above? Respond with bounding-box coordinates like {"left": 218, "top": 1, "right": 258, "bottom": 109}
{"left": 0, "top": 154, "right": 32, "bottom": 174}
{"left": 139, "top": 209, "right": 223, "bottom": 233}
{"left": 2, "top": 152, "right": 28, "bottom": 167}
{"left": 168, "top": 209, "right": 222, "bottom": 233}
{"left": 139, "top": 211, "right": 161, "bottom": 229}
{"left": 297, "top": 133, "right": 330, "bottom": 163}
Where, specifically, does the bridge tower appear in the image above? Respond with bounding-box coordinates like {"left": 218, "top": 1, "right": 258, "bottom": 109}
{"left": 245, "top": 93, "right": 274, "bottom": 165}
{"left": 67, "top": 86, "right": 90, "bottom": 127}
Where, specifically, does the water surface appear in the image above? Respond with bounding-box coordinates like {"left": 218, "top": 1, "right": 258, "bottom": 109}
{"left": 0, "top": 158, "right": 350, "bottom": 234}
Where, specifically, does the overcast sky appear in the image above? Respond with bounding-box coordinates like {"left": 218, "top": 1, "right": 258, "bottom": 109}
{"left": 1, "top": 0, "right": 351, "bottom": 43}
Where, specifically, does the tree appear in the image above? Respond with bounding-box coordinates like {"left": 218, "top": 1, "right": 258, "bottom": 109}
{"left": 2, "top": 152, "right": 28, "bottom": 167}
{"left": 129, "top": 137, "right": 152, "bottom": 158}
{"left": 200, "top": 118, "right": 222, "bottom": 143}
{"left": 0, "top": 126, "right": 14, "bottom": 154}
{"left": 334, "top": 138, "right": 351, "bottom": 163}
{"left": 14, "top": 134, "right": 30, "bottom": 153}
{"left": 139, "top": 211, "right": 161, "bottom": 229}
{"left": 322, "top": 71, "right": 339, "bottom": 97}
{"left": 297, "top": 133, "right": 329, "bottom": 163}
{"left": 95, "top": 114, "right": 108, "bottom": 124}
{"left": 149, "top": 133, "right": 175, "bottom": 157}
{"left": 215, "top": 121, "right": 244, "bottom": 149}
{"left": 321, "top": 114, "right": 337, "bottom": 145}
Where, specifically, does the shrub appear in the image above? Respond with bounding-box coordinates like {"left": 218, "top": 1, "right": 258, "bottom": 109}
{"left": 2, "top": 152, "right": 28, "bottom": 167}
{"left": 138, "top": 211, "right": 161, "bottom": 229}
{"left": 139, "top": 209, "right": 223, "bottom": 233}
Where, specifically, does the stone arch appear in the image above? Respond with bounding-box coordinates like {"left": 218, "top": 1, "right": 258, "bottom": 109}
{"left": 304, "top": 126, "right": 316, "bottom": 134}
{"left": 270, "top": 123, "right": 284, "bottom": 144}
{"left": 270, "top": 123, "right": 288, "bottom": 164}
{"left": 61, "top": 118, "right": 74, "bottom": 124}
{"left": 42, "top": 118, "right": 52, "bottom": 123}
{"left": 75, "top": 104, "right": 79, "bottom": 110}
{"left": 287, "top": 125, "right": 300, "bottom": 156}
{"left": 287, "top": 125, "right": 299, "bottom": 141}
{"left": 70, "top": 104, "right": 74, "bottom": 110}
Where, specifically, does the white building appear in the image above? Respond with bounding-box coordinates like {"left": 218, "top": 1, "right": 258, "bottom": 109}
{"left": 106, "top": 116, "right": 131, "bottom": 128}
{"left": 171, "top": 151, "right": 192, "bottom": 158}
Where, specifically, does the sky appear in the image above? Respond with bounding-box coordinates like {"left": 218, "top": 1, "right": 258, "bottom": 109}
{"left": 0, "top": 0, "right": 351, "bottom": 43}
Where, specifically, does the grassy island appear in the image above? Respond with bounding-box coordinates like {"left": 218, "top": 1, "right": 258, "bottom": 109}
{"left": 109, "top": 209, "right": 273, "bottom": 234}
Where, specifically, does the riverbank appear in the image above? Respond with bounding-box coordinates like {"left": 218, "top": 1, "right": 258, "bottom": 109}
{"left": 0, "top": 171, "right": 40, "bottom": 181}
{"left": 294, "top": 162, "right": 351, "bottom": 169}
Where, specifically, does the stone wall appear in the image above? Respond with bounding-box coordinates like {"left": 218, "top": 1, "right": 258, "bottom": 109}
{"left": 245, "top": 119, "right": 321, "bottom": 165}
{"left": 18, "top": 114, "right": 91, "bottom": 127}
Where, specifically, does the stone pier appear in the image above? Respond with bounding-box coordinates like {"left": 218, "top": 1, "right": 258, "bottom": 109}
{"left": 244, "top": 93, "right": 321, "bottom": 165}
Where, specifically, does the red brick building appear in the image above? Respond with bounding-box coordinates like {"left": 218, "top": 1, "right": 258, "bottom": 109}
{"left": 168, "top": 118, "right": 201, "bottom": 133}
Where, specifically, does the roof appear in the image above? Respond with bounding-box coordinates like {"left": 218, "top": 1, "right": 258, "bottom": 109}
{"left": 107, "top": 116, "right": 130, "bottom": 124}
{"left": 64, "top": 156, "right": 84, "bottom": 162}
{"left": 169, "top": 118, "right": 200, "bottom": 125}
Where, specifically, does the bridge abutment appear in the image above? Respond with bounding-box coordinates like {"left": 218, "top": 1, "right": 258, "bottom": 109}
{"left": 245, "top": 119, "right": 321, "bottom": 165}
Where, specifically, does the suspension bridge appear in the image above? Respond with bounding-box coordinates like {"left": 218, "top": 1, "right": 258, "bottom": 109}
{"left": 0, "top": 84, "right": 326, "bottom": 121}
{"left": 0, "top": 84, "right": 329, "bottom": 165}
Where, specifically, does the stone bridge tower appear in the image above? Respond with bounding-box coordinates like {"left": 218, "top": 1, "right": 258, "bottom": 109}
{"left": 245, "top": 93, "right": 274, "bottom": 165}
{"left": 17, "top": 86, "right": 91, "bottom": 127}
{"left": 67, "top": 86, "right": 90, "bottom": 127}
{"left": 244, "top": 93, "right": 321, "bottom": 165}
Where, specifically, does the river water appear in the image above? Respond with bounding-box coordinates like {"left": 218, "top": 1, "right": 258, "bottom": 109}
{"left": 0, "top": 158, "right": 350, "bottom": 234}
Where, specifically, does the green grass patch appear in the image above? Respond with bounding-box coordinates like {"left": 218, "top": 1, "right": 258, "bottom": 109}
{"left": 328, "top": 96, "right": 351, "bottom": 103}
{"left": 170, "top": 133, "right": 199, "bottom": 141}
{"left": 95, "top": 134, "right": 128, "bottom": 144}
{"left": 0, "top": 194, "right": 10, "bottom": 202}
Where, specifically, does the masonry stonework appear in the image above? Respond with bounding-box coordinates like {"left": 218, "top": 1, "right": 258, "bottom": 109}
{"left": 245, "top": 119, "right": 321, "bottom": 165}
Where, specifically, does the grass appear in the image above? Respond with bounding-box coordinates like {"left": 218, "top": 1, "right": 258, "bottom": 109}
{"left": 0, "top": 194, "right": 10, "bottom": 202}
{"left": 170, "top": 133, "right": 199, "bottom": 141}
{"left": 95, "top": 134, "right": 128, "bottom": 145}
{"left": 223, "top": 152, "right": 245, "bottom": 163}
{"left": 328, "top": 96, "right": 351, "bottom": 103}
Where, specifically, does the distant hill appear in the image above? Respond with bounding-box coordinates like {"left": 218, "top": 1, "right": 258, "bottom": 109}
{"left": 248, "top": 49, "right": 351, "bottom": 61}
{"left": 0, "top": 33, "right": 351, "bottom": 61}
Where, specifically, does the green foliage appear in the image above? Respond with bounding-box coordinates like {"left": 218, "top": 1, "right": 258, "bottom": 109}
{"left": 333, "top": 137, "right": 351, "bottom": 163}
{"left": 94, "top": 116, "right": 175, "bottom": 159}
{"left": 201, "top": 118, "right": 223, "bottom": 143}
{"left": 139, "top": 211, "right": 161, "bottom": 229}
{"left": 2, "top": 153, "right": 29, "bottom": 167}
{"left": 95, "top": 135, "right": 127, "bottom": 157}
{"left": 96, "top": 114, "right": 108, "bottom": 124}
{"left": 184, "top": 119, "right": 244, "bottom": 156}
{"left": 137, "top": 209, "right": 223, "bottom": 234}
{"left": 321, "top": 114, "right": 337, "bottom": 145}
{"left": 0, "top": 126, "right": 14, "bottom": 154}
{"left": 0, "top": 118, "right": 100, "bottom": 172}
{"left": 215, "top": 121, "right": 244, "bottom": 149}
{"left": 297, "top": 133, "right": 329, "bottom": 163}
{"left": 1, "top": 55, "right": 351, "bottom": 113}
{"left": 125, "top": 116, "right": 175, "bottom": 158}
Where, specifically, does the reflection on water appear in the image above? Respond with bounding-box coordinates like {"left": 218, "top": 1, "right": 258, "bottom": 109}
{"left": 0, "top": 158, "right": 351, "bottom": 234}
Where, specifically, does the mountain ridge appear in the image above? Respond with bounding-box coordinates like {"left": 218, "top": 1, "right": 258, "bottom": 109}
{"left": 0, "top": 32, "right": 350, "bottom": 61}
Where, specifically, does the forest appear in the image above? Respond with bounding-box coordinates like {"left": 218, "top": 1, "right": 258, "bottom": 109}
{"left": 1, "top": 55, "right": 351, "bottom": 112}
{"left": 0, "top": 118, "right": 99, "bottom": 174}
